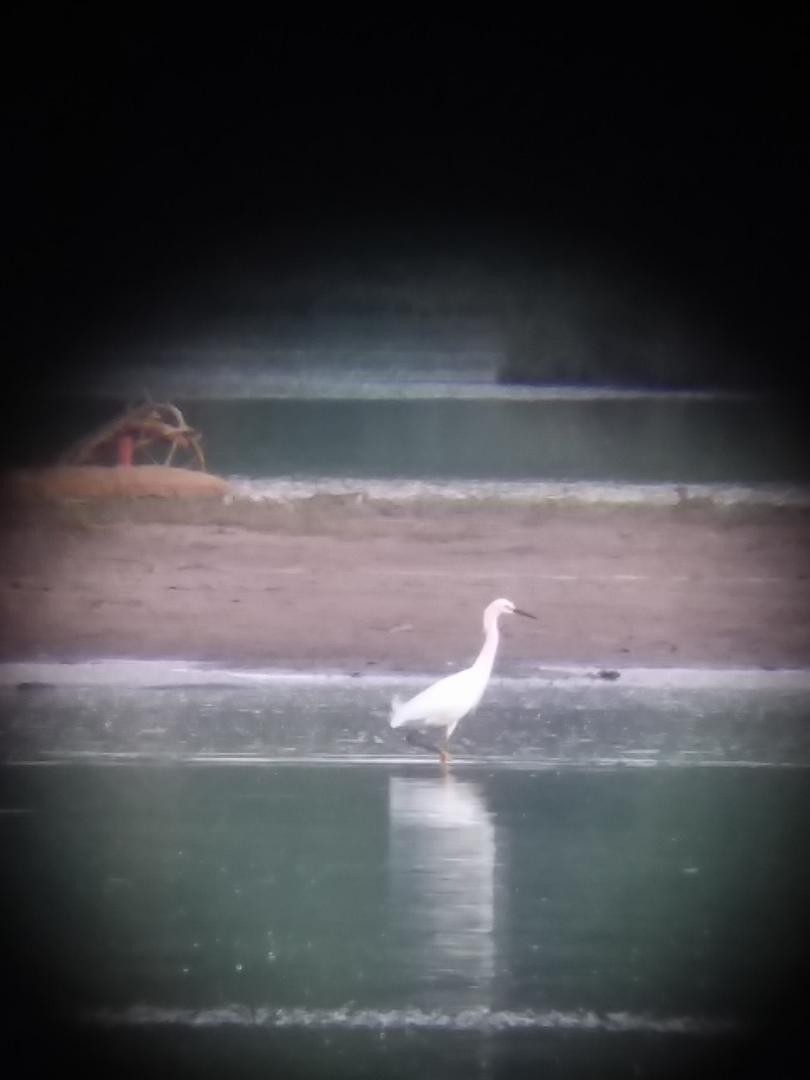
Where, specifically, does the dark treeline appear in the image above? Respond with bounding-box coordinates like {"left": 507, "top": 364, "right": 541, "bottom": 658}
{"left": 82, "top": 246, "right": 776, "bottom": 393}
{"left": 7, "top": 16, "right": 806, "bottom": 400}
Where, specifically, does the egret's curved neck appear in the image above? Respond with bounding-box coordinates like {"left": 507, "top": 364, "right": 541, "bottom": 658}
{"left": 472, "top": 616, "right": 500, "bottom": 678}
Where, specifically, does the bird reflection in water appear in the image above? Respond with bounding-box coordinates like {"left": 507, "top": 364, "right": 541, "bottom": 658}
{"left": 388, "top": 774, "right": 496, "bottom": 1009}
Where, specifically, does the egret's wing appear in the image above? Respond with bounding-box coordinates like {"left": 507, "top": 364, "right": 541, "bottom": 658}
{"left": 390, "top": 668, "right": 471, "bottom": 728}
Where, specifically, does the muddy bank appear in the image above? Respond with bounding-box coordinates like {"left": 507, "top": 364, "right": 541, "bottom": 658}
{"left": 1, "top": 497, "right": 809, "bottom": 671}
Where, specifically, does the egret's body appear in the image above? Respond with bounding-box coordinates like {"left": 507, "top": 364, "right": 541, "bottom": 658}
{"left": 390, "top": 598, "right": 536, "bottom": 763}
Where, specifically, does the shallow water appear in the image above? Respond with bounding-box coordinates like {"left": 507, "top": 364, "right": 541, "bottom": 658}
{"left": 3, "top": 671, "right": 810, "bottom": 768}
{"left": 21, "top": 392, "right": 809, "bottom": 486}
{"left": 3, "top": 682, "right": 810, "bottom": 1076}
{"left": 191, "top": 396, "right": 808, "bottom": 484}
{"left": 3, "top": 764, "right": 809, "bottom": 1076}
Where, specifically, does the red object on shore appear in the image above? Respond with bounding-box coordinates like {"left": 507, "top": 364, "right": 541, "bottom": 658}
{"left": 117, "top": 434, "right": 134, "bottom": 466}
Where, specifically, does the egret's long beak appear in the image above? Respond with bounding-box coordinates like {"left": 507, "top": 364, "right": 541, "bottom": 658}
{"left": 514, "top": 608, "right": 537, "bottom": 620}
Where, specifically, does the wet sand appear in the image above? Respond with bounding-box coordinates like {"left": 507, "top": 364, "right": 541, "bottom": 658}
{"left": 1, "top": 499, "right": 809, "bottom": 672}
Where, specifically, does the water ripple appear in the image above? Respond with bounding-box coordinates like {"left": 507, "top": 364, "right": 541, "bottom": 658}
{"left": 88, "top": 1004, "right": 735, "bottom": 1036}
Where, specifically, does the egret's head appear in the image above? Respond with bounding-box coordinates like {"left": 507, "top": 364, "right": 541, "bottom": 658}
{"left": 484, "top": 598, "right": 537, "bottom": 628}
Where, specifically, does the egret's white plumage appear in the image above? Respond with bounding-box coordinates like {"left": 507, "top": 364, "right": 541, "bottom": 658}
{"left": 390, "top": 598, "right": 536, "bottom": 762}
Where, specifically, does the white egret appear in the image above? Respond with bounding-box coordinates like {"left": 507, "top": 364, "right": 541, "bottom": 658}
{"left": 390, "top": 598, "right": 536, "bottom": 764}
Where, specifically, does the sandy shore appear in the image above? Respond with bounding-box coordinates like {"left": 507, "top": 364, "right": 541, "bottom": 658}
{"left": 1, "top": 497, "right": 809, "bottom": 672}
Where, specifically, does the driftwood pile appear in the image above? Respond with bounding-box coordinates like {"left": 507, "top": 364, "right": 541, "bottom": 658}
{"left": 60, "top": 401, "right": 206, "bottom": 470}
{"left": 4, "top": 401, "right": 230, "bottom": 502}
